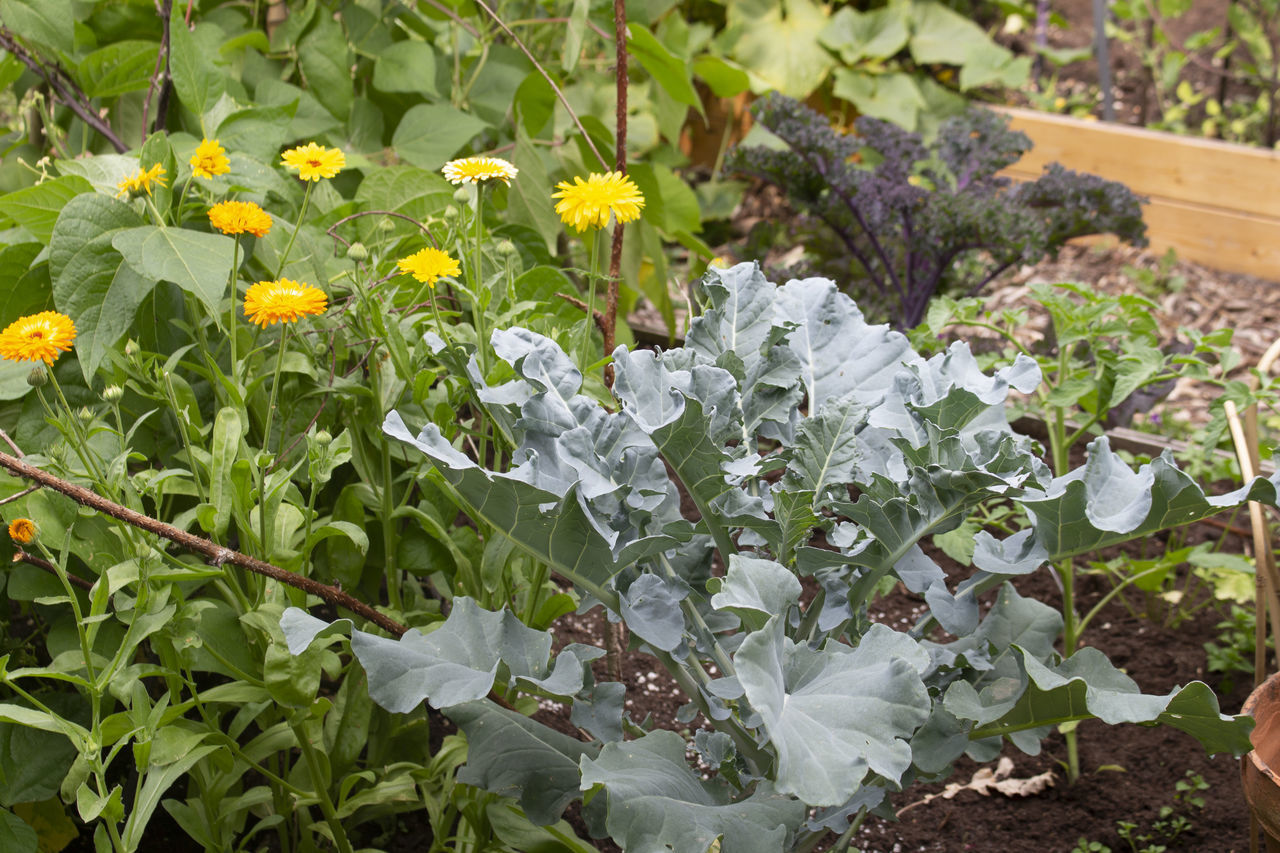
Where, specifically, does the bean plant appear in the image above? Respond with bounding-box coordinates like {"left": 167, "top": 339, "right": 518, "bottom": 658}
{"left": 289, "top": 263, "right": 1275, "bottom": 852}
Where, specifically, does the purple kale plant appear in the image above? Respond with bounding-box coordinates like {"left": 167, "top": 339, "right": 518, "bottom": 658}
{"left": 728, "top": 94, "right": 1148, "bottom": 329}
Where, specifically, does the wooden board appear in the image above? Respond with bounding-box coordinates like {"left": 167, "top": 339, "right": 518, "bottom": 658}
{"left": 996, "top": 107, "right": 1280, "bottom": 280}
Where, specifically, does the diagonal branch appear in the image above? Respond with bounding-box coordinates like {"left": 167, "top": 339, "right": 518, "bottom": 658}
{"left": 0, "top": 448, "right": 408, "bottom": 637}
{"left": 0, "top": 28, "right": 129, "bottom": 153}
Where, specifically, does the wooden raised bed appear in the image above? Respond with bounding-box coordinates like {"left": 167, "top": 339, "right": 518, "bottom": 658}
{"left": 997, "top": 106, "right": 1280, "bottom": 280}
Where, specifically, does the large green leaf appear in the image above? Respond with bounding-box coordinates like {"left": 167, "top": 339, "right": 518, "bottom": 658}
{"left": 819, "top": 3, "right": 910, "bottom": 64}
{"left": 372, "top": 40, "right": 439, "bottom": 96}
{"left": 727, "top": 0, "right": 835, "bottom": 97}
{"left": 0, "top": 0, "right": 72, "bottom": 56}
{"left": 111, "top": 226, "right": 235, "bottom": 317}
{"left": 77, "top": 41, "right": 160, "bottom": 99}
{"left": 628, "top": 23, "right": 701, "bottom": 110}
{"left": 0, "top": 808, "right": 36, "bottom": 853}
{"left": 169, "top": 15, "right": 225, "bottom": 115}
{"left": 391, "top": 104, "right": 489, "bottom": 170}
{"left": 298, "top": 14, "right": 353, "bottom": 120}
{"left": 735, "top": 619, "right": 930, "bottom": 805}
{"left": 49, "top": 194, "right": 148, "bottom": 378}
{"left": 580, "top": 730, "right": 807, "bottom": 852}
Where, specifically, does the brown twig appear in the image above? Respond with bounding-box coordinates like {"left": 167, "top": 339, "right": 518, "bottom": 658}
{"left": 12, "top": 550, "right": 94, "bottom": 591}
{"left": 602, "top": 0, "right": 629, "bottom": 390}
{"left": 557, "top": 292, "right": 608, "bottom": 335}
{"left": 0, "top": 28, "right": 129, "bottom": 153}
{"left": 325, "top": 209, "right": 439, "bottom": 250}
{"left": 0, "top": 485, "right": 39, "bottom": 507}
{"left": 0, "top": 449, "right": 408, "bottom": 637}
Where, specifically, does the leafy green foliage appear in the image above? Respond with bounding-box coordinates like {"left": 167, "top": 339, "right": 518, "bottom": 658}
{"left": 289, "top": 263, "right": 1268, "bottom": 851}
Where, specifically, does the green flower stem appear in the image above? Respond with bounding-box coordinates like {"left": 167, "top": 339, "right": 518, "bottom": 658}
{"left": 228, "top": 234, "right": 242, "bottom": 384}
{"left": 43, "top": 372, "right": 109, "bottom": 491}
{"left": 274, "top": 181, "right": 315, "bottom": 279}
{"left": 35, "top": 540, "right": 95, "bottom": 683}
{"left": 292, "top": 720, "right": 356, "bottom": 853}
{"left": 174, "top": 176, "right": 194, "bottom": 224}
{"left": 470, "top": 184, "right": 490, "bottom": 379}
{"left": 258, "top": 324, "right": 291, "bottom": 560}
{"left": 161, "top": 366, "right": 208, "bottom": 505}
{"left": 659, "top": 553, "right": 736, "bottom": 677}
{"left": 578, "top": 227, "right": 602, "bottom": 373}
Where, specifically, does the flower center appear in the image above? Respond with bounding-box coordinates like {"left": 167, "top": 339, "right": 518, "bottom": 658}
{"left": 307, "top": 159, "right": 322, "bottom": 168}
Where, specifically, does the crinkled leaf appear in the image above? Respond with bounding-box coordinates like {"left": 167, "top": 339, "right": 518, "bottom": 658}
{"left": 710, "top": 555, "right": 802, "bottom": 629}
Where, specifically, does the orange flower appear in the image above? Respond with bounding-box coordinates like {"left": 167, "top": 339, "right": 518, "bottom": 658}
{"left": 7, "top": 518, "right": 34, "bottom": 544}
{"left": 209, "top": 201, "right": 272, "bottom": 238}
{"left": 244, "top": 279, "right": 328, "bottom": 327}
{"left": 0, "top": 312, "right": 76, "bottom": 364}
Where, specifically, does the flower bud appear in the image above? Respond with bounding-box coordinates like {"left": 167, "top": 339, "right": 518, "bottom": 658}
{"left": 346, "top": 241, "right": 368, "bottom": 261}
{"left": 452, "top": 187, "right": 471, "bottom": 206}
{"left": 314, "top": 429, "right": 333, "bottom": 447}
{"left": 379, "top": 219, "right": 396, "bottom": 233}
{"left": 442, "top": 205, "right": 460, "bottom": 225}
{"left": 78, "top": 406, "right": 94, "bottom": 423}
{"left": 102, "top": 384, "right": 124, "bottom": 403}
{"left": 496, "top": 239, "right": 518, "bottom": 258}
{"left": 124, "top": 339, "right": 140, "bottom": 358}
{"left": 26, "top": 367, "right": 46, "bottom": 388}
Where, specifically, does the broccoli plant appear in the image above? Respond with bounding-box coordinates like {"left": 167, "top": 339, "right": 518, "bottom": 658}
{"left": 285, "top": 264, "right": 1270, "bottom": 853}
{"left": 729, "top": 94, "right": 1148, "bottom": 329}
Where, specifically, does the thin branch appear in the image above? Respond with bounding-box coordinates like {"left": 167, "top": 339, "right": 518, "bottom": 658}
{"left": 12, "top": 549, "right": 94, "bottom": 591}
{"left": 468, "top": 0, "right": 609, "bottom": 170}
{"left": 557, "top": 292, "right": 608, "bottom": 335}
{"left": 0, "top": 28, "right": 129, "bottom": 153}
{"left": 0, "top": 449, "right": 408, "bottom": 637}
{"left": 0, "top": 485, "right": 39, "bottom": 507}
{"left": 326, "top": 210, "right": 439, "bottom": 249}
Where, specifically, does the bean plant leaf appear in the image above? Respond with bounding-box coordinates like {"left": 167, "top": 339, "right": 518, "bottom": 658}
{"left": 111, "top": 226, "right": 235, "bottom": 317}
{"left": 49, "top": 194, "right": 149, "bottom": 378}
{"left": 391, "top": 104, "right": 489, "bottom": 169}
{"left": 735, "top": 619, "right": 931, "bottom": 806}
{"left": 579, "top": 730, "right": 807, "bottom": 853}
{"left": 0, "top": 176, "right": 92, "bottom": 245}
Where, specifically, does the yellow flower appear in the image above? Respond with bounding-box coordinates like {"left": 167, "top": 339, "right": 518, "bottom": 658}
{"left": 116, "top": 163, "right": 168, "bottom": 198}
{"left": 7, "top": 518, "right": 34, "bottom": 545}
{"left": 397, "top": 247, "right": 461, "bottom": 288}
{"left": 0, "top": 311, "right": 76, "bottom": 365}
{"left": 243, "top": 279, "right": 328, "bottom": 327}
{"left": 208, "top": 200, "right": 272, "bottom": 238}
{"left": 442, "top": 156, "right": 519, "bottom": 186}
{"left": 280, "top": 142, "right": 345, "bottom": 181}
{"left": 552, "top": 171, "right": 645, "bottom": 231}
{"left": 190, "top": 138, "right": 230, "bottom": 179}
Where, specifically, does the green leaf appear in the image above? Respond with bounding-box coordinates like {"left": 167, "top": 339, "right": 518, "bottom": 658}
{"left": 0, "top": 0, "right": 73, "bottom": 56}
{"left": 735, "top": 619, "right": 930, "bottom": 805}
{"left": 119, "top": 745, "right": 219, "bottom": 851}
{"left": 819, "top": 4, "right": 910, "bottom": 64}
{"left": 832, "top": 69, "right": 926, "bottom": 130}
{"left": 0, "top": 720, "right": 77, "bottom": 807}
{"left": 372, "top": 40, "right": 439, "bottom": 96}
{"left": 727, "top": 0, "right": 835, "bottom": 97}
{"left": 169, "top": 15, "right": 225, "bottom": 115}
{"left": 215, "top": 104, "right": 296, "bottom": 164}
{"left": 627, "top": 162, "right": 700, "bottom": 234}
{"left": 391, "top": 104, "right": 489, "bottom": 170}
{"left": 448, "top": 701, "right": 600, "bottom": 825}
{"left": 502, "top": 130, "right": 560, "bottom": 253}
{"left": 0, "top": 176, "right": 93, "bottom": 245}
{"left": 111, "top": 226, "right": 235, "bottom": 316}
{"left": 692, "top": 55, "right": 751, "bottom": 97}
{"left": 298, "top": 14, "right": 353, "bottom": 120}
{"left": 579, "top": 729, "right": 807, "bottom": 852}
{"left": 908, "top": 1, "right": 996, "bottom": 65}
{"left": 0, "top": 243, "right": 50, "bottom": 325}
{"left": 628, "top": 23, "right": 701, "bottom": 109}
{"left": 209, "top": 407, "right": 243, "bottom": 538}
{"left": 0, "top": 808, "right": 36, "bottom": 853}
{"left": 77, "top": 41, "right": 160, "bottom": 99}
{"left": 49, "top": 194, "right": 149, "bottom": 378}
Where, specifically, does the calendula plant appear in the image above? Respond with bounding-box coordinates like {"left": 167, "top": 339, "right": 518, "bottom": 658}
{"left": 287, "top": 262, "right": 1273, "bottom": 852}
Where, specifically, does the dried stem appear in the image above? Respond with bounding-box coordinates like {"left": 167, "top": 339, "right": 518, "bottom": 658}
{"left": 602, "top": 0, "right": 629, "bottom": 389}
{"left": 0, "top": 448, "right": 408, "bottom": 637}
{"left": 0, "top": 29, "right": 128, "bottom": 153}
{"left": 12, "top": 549, "right": 94, "bottom": 591}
